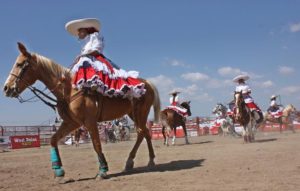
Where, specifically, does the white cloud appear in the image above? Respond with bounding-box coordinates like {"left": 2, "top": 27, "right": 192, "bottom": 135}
{"left": 193, "top": 92, "right": 214, "bottom": 102}
{"left": 278, "top": 66, "right": 294, "bottom": 75}
{"left": 180, "top": 84, "right": 199, "bottom": 96}
{"left": 164, "top": 58, "right": 190, "bottom": 68}
{"left": 290, "top": 22, "right": 300, "bottom": 33}
{"left": 280, "top": 86, "right": 300, "bottom": 95}
{"left": 217, "top": 66, "right": 247, "bottom": 77}
{"left": 181, "top": 72, "right": 210, "bottom": 82}
{"left": 261, "top": 80, "right": 274, "bottom": 88}
{"left": 147, "top": 75, "right": 174, "bottom": 94}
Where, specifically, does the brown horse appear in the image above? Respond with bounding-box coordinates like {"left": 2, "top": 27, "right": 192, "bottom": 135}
{"left": 260, "top": 104, "right": 296, "bottom": 133}
{"left": 234, "top": 91, "right": 256, "bottom": 143}
{"left": 3, "top": 43, "right": 161, "bottom": 179}
{"left": 73, "top": 127, "right": 84, "bottom": 147}
{"left": 160, "top": 101, "right": 191, "bottom": 146}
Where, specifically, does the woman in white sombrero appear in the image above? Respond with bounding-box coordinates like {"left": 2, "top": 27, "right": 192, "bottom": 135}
{"left": 167, "top": 90, "right": 188, "bottom": 117}
{"left": 267, "top": 95, "right": 283, "bottom": 117}
{"left": 233, "top": 74, "right": 263, "bottom": 123}
{"left": 65, "top": 18, "right": 145, "bottom": 98}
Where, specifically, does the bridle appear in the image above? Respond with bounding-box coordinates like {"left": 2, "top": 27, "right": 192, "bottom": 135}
{"left": 8, "top": 57, "right": 58, "bottom": 111}
{"left": 9, "top": 60, "right": 30, "bottom": 95}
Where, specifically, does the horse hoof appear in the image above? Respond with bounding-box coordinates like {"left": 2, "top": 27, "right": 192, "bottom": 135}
{"left": 53, "top": 168, "right": 65, "bottom": 178}
{"left": 98, "top": 171, "right": 109, "bottom": 179}
{"left": 125, "top": 159, "right": 134, "bottom": 171}
{"left": 147, "top": 160, "right": 155, "bottom": 168}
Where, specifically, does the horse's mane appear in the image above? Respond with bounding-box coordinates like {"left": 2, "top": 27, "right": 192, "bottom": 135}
{"left": 33, "top": 53, "right": 71, "bottom": 79}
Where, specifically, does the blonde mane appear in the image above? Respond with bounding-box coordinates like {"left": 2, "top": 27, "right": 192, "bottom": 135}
{"left": 33, "top": 53, "right": 71, "bottom": 79}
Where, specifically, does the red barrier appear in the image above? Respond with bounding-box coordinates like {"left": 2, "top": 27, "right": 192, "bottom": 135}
{"left": 149, "top": 122, "right": 202, "bottom": 139}
{"left": 10, "top": 135, "right": 40, "bottom": 149}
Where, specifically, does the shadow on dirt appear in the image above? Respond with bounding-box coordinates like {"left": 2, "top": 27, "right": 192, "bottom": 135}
{"left": 254, "top": 138, "right": 277, "bottom": 143}
{"left": 74, "top": 159, "right": 205, "bottom": 182}
{"left": 108, "top": 159, "right": 205, "bottom": 178}
{"left": 175, "top": 141, "right": 213, "bottom": 146}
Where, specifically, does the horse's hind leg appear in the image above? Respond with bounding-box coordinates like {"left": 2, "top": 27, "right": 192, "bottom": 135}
{"left": 50, "top": 121, "right": 80, "bottom": 178}
{"left": 86, "top": 121, "right": 109, "bottom": 179}
{"left": 125, "top": 110, "right": 155, "bottom": 170}
{"left": 172, "top": 128, "right": 176, "bottom": 145}
{"left": 125, "top": 125, "right": 145, "bottom": 171}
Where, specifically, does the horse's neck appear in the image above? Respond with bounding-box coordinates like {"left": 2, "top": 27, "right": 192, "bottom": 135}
{"left": 283, "top": 106, "right": 292, "bottom": 116}
{"left": 34, "top": 54, "right": 71, "bottom": 99}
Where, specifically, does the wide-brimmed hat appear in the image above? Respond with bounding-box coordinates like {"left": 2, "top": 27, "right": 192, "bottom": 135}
{"left": 270, "top": 95, "right": 277, "bottom": 99}
{"left": 169, "top": 90, "right": 181, "bottom": 95}
{"left": 232, "top": 74, "right": 250, "bottom": 83}
{"left": 65, "top": 18, "right": 101, "bottom": 36}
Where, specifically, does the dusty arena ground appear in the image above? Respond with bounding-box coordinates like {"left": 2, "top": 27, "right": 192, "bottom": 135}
{"left": 1, "top": 131, "right": 300, "bottom": 191}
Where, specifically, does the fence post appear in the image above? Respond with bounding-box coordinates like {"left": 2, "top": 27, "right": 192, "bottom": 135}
{"left": 0, "top": 125, "right": 3, "bottom": 136}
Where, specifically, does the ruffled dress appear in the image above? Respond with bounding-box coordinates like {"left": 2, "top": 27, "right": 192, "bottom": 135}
{"left": 71, "top": 32, "right": 146, "bottom": 98}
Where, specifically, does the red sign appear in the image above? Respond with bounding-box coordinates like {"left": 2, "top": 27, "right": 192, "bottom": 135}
{"left": 10, "top": 135, "right": 40, "bottom": 149}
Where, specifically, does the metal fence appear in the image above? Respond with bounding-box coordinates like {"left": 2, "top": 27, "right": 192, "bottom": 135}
{"left": 0, "top": 125, "right": 57, "bottom": 145}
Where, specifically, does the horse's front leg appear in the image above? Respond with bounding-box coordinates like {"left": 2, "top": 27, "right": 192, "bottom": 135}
{"left": 242, "top": 126, "right": 248, "bottom": 143}
{"left": 182, "top": 123, "right": 189, "bottom": 144}
{"left": 162, "top": 126, "right": 167, "bottom": 145}
{"left": 50, "top": 121, "right": 80, "bottom": 178}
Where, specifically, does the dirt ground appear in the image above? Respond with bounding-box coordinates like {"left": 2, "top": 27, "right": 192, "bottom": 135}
{"left": 1, "top": 130, "right": 300, "bottom": 191}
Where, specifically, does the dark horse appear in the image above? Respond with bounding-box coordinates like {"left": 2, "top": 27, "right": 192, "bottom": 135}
{"left": 3, "top": 43, "right": 161, "bottom": 180}
{"left": 234, "top": 91, "right": 257, "bottom": 143}
{"left": 160, "top": 101, "right": 191, "bottom": 146}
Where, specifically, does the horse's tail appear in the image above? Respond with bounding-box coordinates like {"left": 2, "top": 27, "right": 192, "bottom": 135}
{"left": 147, "top": 80, "right": 161, "bottom": 123}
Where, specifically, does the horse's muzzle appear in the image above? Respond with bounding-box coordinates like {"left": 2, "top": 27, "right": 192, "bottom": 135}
{"left": 3, "top": 85, "right": 19, "bottom": 98}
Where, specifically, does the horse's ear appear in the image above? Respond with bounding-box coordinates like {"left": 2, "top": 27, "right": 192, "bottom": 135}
{"left": 17, "top": 42, "right": 31, "bottom": 57}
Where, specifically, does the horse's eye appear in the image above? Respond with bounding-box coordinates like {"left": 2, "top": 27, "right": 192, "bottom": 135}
{"left": 16, "top": 63, "right": 23, "bottom": 67}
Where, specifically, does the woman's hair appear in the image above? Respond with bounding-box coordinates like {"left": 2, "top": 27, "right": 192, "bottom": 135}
{"left": 238, "top": 79, "right": 245, "bottom": 84}
{"left": 79, "top": 27, "right": 99, "bottom": 34}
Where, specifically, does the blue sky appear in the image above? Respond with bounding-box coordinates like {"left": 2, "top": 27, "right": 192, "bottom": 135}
{"left": 1, "top": 0, "right": 300, "bottom": 125}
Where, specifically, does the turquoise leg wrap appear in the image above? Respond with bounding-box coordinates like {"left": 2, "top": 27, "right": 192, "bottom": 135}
{"left": 50, "top": 147, "right": 62, "bottom": 169}
{"left": 98, "top": 153, "right": 108, "bottom": 173}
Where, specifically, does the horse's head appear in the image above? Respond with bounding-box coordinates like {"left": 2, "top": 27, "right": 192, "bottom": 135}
{"left": 284, "top": 104, "right": 297, "bottom": 114}
{"left": 3, "top": 43, "right": 38, "bottom": 98}
{"left": 180, "top": 101, "right": 192, "bottom": 116}
{"left": 213, "top": 103, "right": 227, "bottom": 113}
{"left": 212, "top": 103, "right": 228, "bottom": 117}
{"left": 234, "top": 91, "right": 244, "bottom": 118}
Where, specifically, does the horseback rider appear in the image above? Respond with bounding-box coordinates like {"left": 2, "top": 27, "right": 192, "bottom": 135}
{"left": 233, "top": 74, "right": 263, "bottom": 123}
{"left": 267, "top": 95, "right": 283, "bottom": 118}
{"left": 167, "top": 90, "right": 188, "bottom": 117}
{"left": 65, "top": 18, "right": 145, "bottom": 98}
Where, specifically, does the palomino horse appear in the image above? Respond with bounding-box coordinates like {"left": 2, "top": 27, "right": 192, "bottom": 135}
{"left": 212, "top": 103, "right": 239, "bottom": 137}
{"left": 3, "top": 43, "right": 161, "bottom": 179}
{"left": 260, "top": 104, "right": 296, "bottom": 133}
{"left": 234, "top": 91, "right": 257, "bottom": 143}
{"left": 160, "top": 101, "right": 191, "bottom": 146}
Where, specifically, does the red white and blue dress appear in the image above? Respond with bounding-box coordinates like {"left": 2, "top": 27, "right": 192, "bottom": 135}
{"left": 166, "top": 95, "right": 188, "bottom": 117}
{"left": 235, "top": 83, "right": 261, "bottom": 112}
{"left": 71, "top": 32, "right": 146, "bottom": 98}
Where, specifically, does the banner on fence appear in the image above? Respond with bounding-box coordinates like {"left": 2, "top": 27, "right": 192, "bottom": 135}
{"left": 10, "top": 135, "right": 40, "bottom": 149}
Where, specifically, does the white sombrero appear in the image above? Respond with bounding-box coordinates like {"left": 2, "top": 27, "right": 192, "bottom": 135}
{"left": 270, "top": 95, "right": 277, "bottom": 99}
{"left": 65, "top": 18, "right": 101, "bottom": 36}
{"left": 169, "top": 90, "right": 181, "bottom": 95}
{"left": 232, "top": 74, "right": 250, "bottom": 83}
